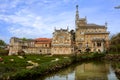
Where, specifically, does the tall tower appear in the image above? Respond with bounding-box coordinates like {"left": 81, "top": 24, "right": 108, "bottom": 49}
{"left": 75, "top": 5, "right": 79, "bottom": 29}
{"left": 76, "top": 5, "right": 79, "bottom": 21}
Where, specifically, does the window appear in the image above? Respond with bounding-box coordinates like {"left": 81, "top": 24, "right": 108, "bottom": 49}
{"left": 97, "top": 42, "right": 101, "bottom": 47}
{"left": 40, "top": 50, "right": 42, "bottom": 52}
{"left": 80, "top": 32, "right": 84, "bottom": 34}
{"left": 79, "top": 43, "right": 82, "bottom": 48}
{"left": 45, "top": 44, "right": 47, "bottom": 47}
{"left": 93, "top": 43, "right": 95, "bottom": 46}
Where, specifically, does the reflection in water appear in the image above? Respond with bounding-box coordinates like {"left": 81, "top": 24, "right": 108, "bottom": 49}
{"left": 43, "top": 62, "right": 118, "bottom": 80}
{"left": 75, "top": 63, "right": 109, "bottom": 80}
{"left": 108, "top": 66, "right": 118, "bottom": 80}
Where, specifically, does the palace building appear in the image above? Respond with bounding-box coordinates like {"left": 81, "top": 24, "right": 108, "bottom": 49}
{"left": 51, "top": 28, "right": 74, "bottom": 55}
{"left": 8, "top": 5, "right": 109, "bottom": 55}
{"left": 75, "top": 5, "right": 109, "bottom": 52}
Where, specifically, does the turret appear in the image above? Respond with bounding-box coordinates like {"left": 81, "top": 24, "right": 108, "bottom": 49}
{"left": 105, "top": 22, "right": 107, "bottom": 27}
{"left": 75, "top": 5, "right": 79, "bottom": 21}
{"left": 75, "top": 5, "right": 79, "bottom": 29}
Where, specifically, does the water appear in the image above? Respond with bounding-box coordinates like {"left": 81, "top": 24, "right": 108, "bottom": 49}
{"left": 39, "top": 62, "right": 119, "bottom": 80}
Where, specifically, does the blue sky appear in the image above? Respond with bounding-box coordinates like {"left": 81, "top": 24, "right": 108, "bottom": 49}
{"left": 0, "top": 0, "right": 120, "bottom": 43}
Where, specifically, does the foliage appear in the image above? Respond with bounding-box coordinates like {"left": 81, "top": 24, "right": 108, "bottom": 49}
{"left": 20, "top": 37, "right": 28, "bottom": 41}
{"left": 70, "top": 30, "right": 75, "bottom": 41}
{"left": 0, "top": 40, "right": 6, "bottom": 49}
{"left": 0, "top": 49, "right": 9, "bottom": 56}
{"left": 0, "top": 40, "right": 6, "bottom": 46}
{"left": 71, "top": 53, "right": 105, "bottom": 62}
{"left": 109, "top": 33, "right": 120, "bottom": 53}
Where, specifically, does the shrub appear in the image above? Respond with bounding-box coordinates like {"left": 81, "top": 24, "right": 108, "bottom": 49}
{"left": 0, "top": 49, "right": 9, "bottom": 55}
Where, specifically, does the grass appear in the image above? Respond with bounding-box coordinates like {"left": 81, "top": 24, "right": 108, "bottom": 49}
{"left": 0, "top": 55, "right": 72, "bottom": 79}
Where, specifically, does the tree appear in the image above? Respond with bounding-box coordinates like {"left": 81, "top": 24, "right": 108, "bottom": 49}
{"left": 70, "top": 30, "right": 75, "bottom": 41}
{"left": 21, "top": 37, "right": 27, "bottom": 41}
{"left": 0, "top": 40, "right": 8, "bottom": 55}
{"left": 110, "top": 33, "right": 120, "bottom": 53}
{"left": 0, "top": 40, "right": 6, "bottom": 46}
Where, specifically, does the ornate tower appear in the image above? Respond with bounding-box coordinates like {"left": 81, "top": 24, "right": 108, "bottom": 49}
{"left": 75, "top": 5, "right": 79, "bottom": 29}
{"left": 76, "top": 5, "right": 79, "bottom": 21}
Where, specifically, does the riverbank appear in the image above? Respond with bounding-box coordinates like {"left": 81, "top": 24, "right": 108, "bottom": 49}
{"left": 103, "top": 54, "right": 120, "bottom": 61}
{"left": 103, "top": 54, "right": 120, "bottom": 79}
{"left": 0, "top": 53, "right": 105, "bottom": 80}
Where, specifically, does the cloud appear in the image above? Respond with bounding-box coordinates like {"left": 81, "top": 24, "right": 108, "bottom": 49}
{"left": 0, "top": 5, "right": 75, "bottom": 39}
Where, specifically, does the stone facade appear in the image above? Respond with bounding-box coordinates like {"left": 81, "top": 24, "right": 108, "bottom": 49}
{"left": 51, "top": 28, "right": 74, "bottom": 55}
{"left": 9, "top": 37, "right": 51, "bottom": 55}
{"left": 75, "top": 5, "right": 109, "bottom": 52}
{"left": 34, "top": 38, "right": 51, "bottom": 54}
{"left": 9, "top": 37, "right": 35, "bottom": 55}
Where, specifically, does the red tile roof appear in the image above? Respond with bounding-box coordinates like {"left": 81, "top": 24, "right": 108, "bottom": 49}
{"left": 35, "top": 38, "right": 52, "bottom": 44}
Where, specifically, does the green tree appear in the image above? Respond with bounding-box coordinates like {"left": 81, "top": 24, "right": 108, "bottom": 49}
{"left": 110, "top": 33, "right": 120, "bottom": 53}
{"left": 0, "top": 40, "right": 8, "bottom": 55}
{"left": 21, "top": 37, "right": 27, "bottom": 41}
{"left": 0, "top": 39, "right": 6, "bottom": 46}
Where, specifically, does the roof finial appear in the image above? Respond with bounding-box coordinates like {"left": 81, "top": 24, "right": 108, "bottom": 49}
{"left": 54, "top": 27, "right": 56, "bottom": 31}
{"left": 76, "top": 5, "right": 78, "bottom": 11}
{"left": 105, "top": 22, "right": 107, "bottom": 27}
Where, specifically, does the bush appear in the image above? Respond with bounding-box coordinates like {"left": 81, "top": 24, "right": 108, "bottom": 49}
{"left": 0, "top": 49, "right": 9, "bottom": 55}
{"left": 110, "top": 33, "right": 120, "bottom": 53}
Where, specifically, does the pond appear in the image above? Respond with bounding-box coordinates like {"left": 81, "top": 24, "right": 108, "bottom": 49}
{"left": 39, "top": 61, "right": 119, "bottom": 80}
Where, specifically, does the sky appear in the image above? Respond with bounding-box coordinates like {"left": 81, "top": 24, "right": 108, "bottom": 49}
{"left": 0, "top": 0, "right": 120, "bottom": 43}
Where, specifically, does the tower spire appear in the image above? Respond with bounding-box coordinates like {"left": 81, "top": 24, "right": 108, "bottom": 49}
{"left": 75, "top": 5, "right": 79, "bottom": 29}
{"left": 105, "top": 22, "right": 107, "bottom": 27}
{"left": 76, "top": 5, "right": 79, "bottom": 21}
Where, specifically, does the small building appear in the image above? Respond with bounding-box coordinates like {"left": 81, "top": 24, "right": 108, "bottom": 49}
{"left": 51, "top": 28, "right": 74, "bottom": 55}
{"left": 34, "top": 38, "right": 51, "bottom": 54}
